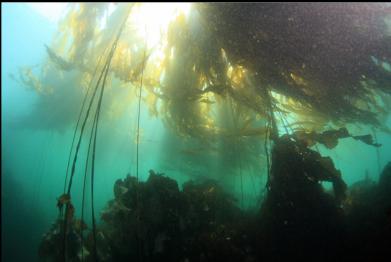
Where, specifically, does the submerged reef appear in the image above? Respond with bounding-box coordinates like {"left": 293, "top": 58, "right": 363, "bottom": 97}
{"left": 99, "top": 170, "right": 252, "bottom": 262}
{"left": 344, "top": 162, "right": 391, "bottom": 261}
{"left": 39, "top": 160, "right": 391, "bottom": 262}
{"left": 258, "top": 136, "right": 347, "bottom": 261}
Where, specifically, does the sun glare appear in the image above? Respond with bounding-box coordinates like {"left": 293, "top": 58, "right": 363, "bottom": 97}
{"left": 129, "top": 3, "right": 192, "bottom": 48}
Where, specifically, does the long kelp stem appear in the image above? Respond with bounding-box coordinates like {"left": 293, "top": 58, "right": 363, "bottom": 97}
{"left": 80, "top": 107, "right": 98, "bottom": 262}
{"left": 63, "top": 52, "right": 105, "bottom": 195}
{"left": 134, "top": 25, "right": 148, "bottom": 262}
{"left": 373, "top": 130, "right": 381, "bottom": 176}
{"left": 89, "top": 9, "right": 131, "bottom": 261}
{"left": 264, "top": 120, "right": 271, "bottom": 191}
{"left": 62, "top": 56, "right": 109, "bottom": 262}
{"left": 62, "top": 6, "right": 132, "bottom": 261}
{"left": 90, "top": 53, "right": 112, "bottom": 262}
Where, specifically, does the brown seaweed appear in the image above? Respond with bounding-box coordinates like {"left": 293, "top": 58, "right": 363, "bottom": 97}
{"left": 292, "top": 127, "right": 382, "bottom": 149}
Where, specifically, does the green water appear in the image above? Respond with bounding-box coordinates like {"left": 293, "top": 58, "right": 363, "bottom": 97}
{"left": 2, "top": 3, "right": 391, "bottom": 262}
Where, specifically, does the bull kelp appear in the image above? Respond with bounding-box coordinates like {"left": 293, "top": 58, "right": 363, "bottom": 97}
{"left": 2, "top": 3, "right": 391, "bottom": 262}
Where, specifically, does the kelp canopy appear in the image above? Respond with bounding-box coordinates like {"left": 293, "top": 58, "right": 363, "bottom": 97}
{"left": 200, "top": 3, "right": 391, "bottom": 127}
{"left": 17, "top": 3, "right": 391, "bottom": 145}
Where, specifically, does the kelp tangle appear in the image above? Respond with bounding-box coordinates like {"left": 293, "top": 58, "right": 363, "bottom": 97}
{"left": 198, "top": 3, "right": 391, "bottom": 129}
{"left": 15, "top": 3, "right": 391, "bottom": 172}
{"left": 16, "top": 3, "right": 391, "bottom": 135}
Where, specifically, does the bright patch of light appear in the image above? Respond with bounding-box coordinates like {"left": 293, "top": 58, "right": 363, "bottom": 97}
{"left": 129, "top": 3, "right": 191, "bottom": 48}
{"left": 270, "top": 91, "right": 303, "bottom": 136}
{"left": 108, "top": 3, "right": 117, "bottom": 17}
{"left": 27, "top": 3, "right": 67, "bottom": 23}
{"left": 99, "top": 3, "right": 117, "bottom": 30}
{"left": 382, "top": 61, "right": 391, "bottom": 72}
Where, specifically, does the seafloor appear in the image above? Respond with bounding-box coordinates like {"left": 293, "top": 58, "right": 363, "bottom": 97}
{"left": 39, "top": 137, "right": 391, "bottom": 262}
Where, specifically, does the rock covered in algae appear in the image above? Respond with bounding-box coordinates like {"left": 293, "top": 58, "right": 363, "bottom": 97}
{"left": 258, "top": 135, "right": 347, "bottom": 261}
{"left": 41, "top": 162, "right": 391, "bottom": 262}
{"left": 98, "top": 170, "right": 255, "bottom": 261}
{"left": 38, "top": 219, "right": 84, "bottom": 262}
{"left": 343, "top": 162, "right": 391, "bottom": 261}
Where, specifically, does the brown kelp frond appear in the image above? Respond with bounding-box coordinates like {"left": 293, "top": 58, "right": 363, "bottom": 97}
{"left": 17, "top": 3, "right": 391, "bottom": 155}
{"left": 45, "top": 45, "right": 74, "bottom": 71}
{"left": 197, "top": 3, "right": 391, "bottom": 128}
{"left": 292, "top": 127, "right": 382, "bottom": 149}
